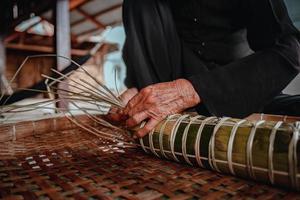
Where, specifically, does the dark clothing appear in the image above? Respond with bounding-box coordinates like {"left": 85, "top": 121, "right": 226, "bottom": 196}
{"left": 122, "top": 0, "right": 300, "bottom": 118}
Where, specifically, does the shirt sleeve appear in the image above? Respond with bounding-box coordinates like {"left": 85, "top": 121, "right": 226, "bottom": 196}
{"left": 187, "top": 0, "right": 300, "bottom": 118}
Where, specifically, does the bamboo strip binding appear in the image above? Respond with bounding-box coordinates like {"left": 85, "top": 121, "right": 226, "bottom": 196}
{"left": 139, "top": 114, "right": 300, "bottom": 191}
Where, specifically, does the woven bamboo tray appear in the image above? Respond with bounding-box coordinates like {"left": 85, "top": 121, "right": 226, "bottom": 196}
{"left": 0, "top": 115, "right": 300, "bottom": 199}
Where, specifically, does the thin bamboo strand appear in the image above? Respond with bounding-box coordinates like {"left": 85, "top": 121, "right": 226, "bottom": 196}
{"left": 64, "top": 114, "right": 136, "bottom": 146}
{"left": 63, "top": 107, "right": 132, "bottom": 141}
{"left": 69, "top": 101, "right": 127, "bottom": 134}
{"left": 0, "top": 54, "right": 83, "bottom": 106}
{"left": 73, "top": 67, "right": 120, "bottom": 104}
{"left": 43, "top": 75, "right": 123, "bottom": 108}
{"left": 50, "top": 68, "right": 121, "bottom": 106}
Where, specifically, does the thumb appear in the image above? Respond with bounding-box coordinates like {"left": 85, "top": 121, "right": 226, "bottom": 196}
{"left": 120, "top": 88, "right": 138, "bottom": 105}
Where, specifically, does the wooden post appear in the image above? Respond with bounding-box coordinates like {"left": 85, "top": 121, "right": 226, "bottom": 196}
{"left": 0, "top": 35, "right": 5, "bottom": 94}
{"left": 55, "top": 0, "right": 71, "bottom": 109}
{"left": 0, "top": 35, "right": 12, "bottom": 95}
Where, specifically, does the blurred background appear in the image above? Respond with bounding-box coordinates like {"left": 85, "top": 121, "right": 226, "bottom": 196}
{"left": 0, "top": 0, "right": 299, "bottom": 120}
{"left": 0, "top": 0, "right": 126, "bottom": 93}
{"left": 0, "top": 0, "right": 126, "bottom": 120}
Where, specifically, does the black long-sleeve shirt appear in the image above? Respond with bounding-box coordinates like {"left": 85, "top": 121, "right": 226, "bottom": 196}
{"left": 170, "top": 0, "right": 300, "bottom": 117}
{"left": 122, "top": 0, "right": 300, "bottom": 118}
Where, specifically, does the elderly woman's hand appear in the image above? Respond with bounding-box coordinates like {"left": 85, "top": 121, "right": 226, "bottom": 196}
{"left": 106, "top": 88, "right": 138, "bottom": 123}
{"left": 124, "top": 79, "right": 201, "bottom": 138}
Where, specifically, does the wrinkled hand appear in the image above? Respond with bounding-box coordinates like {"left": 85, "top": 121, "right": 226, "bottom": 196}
{"left": 124, "top": 79, "right": 201, "bottom": 138}
{"left": 106, "top": 88, "right": 138, "bottom": 123}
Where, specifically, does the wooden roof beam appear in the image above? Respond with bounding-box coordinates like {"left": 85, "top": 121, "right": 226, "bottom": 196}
{"left": 71, "top": 4, "right": 122, "bottom": 27}
{"left": 6, "top": 43, "right": 88, "bottom": 56}
{"left": 92, "top": 4, "right": 122, "bottom": 19}
{"left": 70, "top": 0, "right": 90, "bottom": 11}
{"left": 77, "top": 7, "right": 105, "bottom": 29}
{"left": 4, "top": 17, "right": 42, "bottom": 44}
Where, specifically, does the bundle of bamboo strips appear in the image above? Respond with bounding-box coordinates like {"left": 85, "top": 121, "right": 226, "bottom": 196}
{"left": 138, "top": 114, "right": 300, "bottom": 190}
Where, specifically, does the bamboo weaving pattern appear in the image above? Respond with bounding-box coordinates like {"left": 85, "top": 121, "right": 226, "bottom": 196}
{"left": 0, "top": 114, "right": 100, "bottom": 143}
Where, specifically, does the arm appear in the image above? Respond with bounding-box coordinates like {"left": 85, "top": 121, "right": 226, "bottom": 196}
{"left": 122, "top": 0, "right": 300, "bottom": 137}
{"left": 187, "top": 0, "right": 300, "bottom": 118}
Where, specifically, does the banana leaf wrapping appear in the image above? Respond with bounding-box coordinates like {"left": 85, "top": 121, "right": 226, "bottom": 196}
{"left": 138, "top": 114, "right": 300, "bottom": 190}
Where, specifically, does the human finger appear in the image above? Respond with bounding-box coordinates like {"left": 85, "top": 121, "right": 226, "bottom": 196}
{"left": 106, "top": 107, "right": 127, "bottom": 122}
{"left": 124, "top": 92, "right": 146, "bottom": 114}
{"left": 120, "top": 88, "right": 138, "bottom": 105}
{"left": 135, "top": 117, "right": 161, "bottom": 138}
{"left": 126, "top": 110, "right": 149, "bottom": 128}
{"left": 126, "top": 88, "right": 162, "bottom": 116}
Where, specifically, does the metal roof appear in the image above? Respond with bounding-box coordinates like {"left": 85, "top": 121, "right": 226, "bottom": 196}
{"left": 14, "top": 0, "right": 123, "bottom": 40}
{"left": 69, "top": 0, "right": 123, "bottom": 38}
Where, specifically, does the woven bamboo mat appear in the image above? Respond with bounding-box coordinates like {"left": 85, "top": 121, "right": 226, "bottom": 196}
{"left": 1, "top": 127, "right": 300, "bottom": 199}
